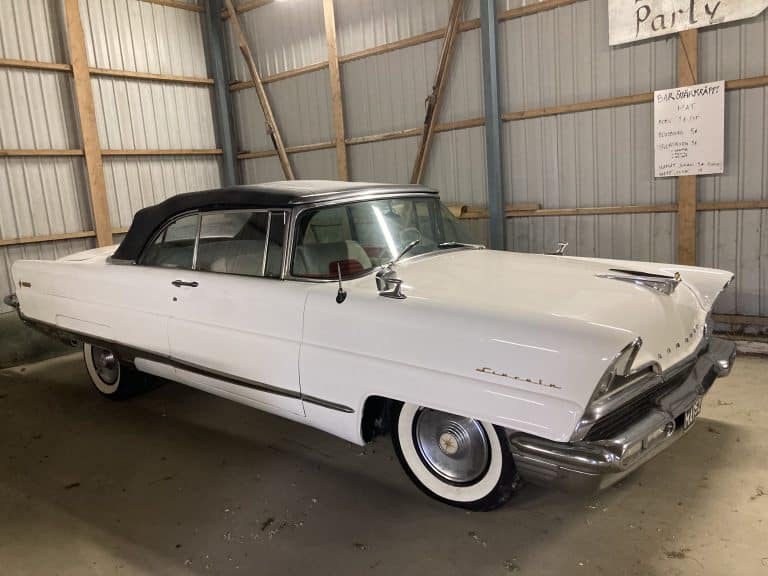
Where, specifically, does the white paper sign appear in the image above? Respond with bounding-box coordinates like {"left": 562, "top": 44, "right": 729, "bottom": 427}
{"left": 654, "top": 80, "right": 725, "bottom": 178}
{"left": 609, "top": 0, "right": 768, "bottom": 46}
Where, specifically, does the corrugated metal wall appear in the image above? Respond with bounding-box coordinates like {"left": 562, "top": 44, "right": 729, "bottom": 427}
{"left": 500, "top": 0, "right": 678, "bottom": 265}
{"left": 698, "top": 14, "right": 768, "bottom": 317}
{"left": 227, "top": 0, "right": 486, "bottom": 204}
{"left": 223, "top": 0, "right": 766, "bottom": 319}
{"left": 79, "top": 0, "right": 221, "bottom": 227}
{"left": 1, "top": 0, "right": 220, "bottom": 313}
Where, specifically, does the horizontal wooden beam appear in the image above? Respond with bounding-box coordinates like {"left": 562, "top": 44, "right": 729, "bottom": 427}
{"left": 498, "top": 0, "right": 585, "bottom": 22}
{"left": 0, "top": 149, "right": 83, "bottom": 157}
{"left": 1, "top": 149, "right": 224, "bottom": 158}
{"left": 345, "top": 127, "right": 422, "bottom": 147}
{"left": 713, "top": 314, "right": 768, "bottom": 327}
{"left": 237, "top": 141, "right": 336, "bottom": 160}
{"left": 139, "top": 0, "right": 203, "bottom": 12}
{"left": 447, "top": 203, "right": 540, "bottom": 218}
{"left": 0, "top": 58, "right": 215, "bottom": 86}
{"left": 698, "top": 200, "right": 768, "bottom": 212}
{"left": 89, "top": 67, "right": 214, "bottom": 86}
{"left": 221, "top": 0, "right": 273, "bottom": 19}
{"left": 0, "top": 58, "right": 71, "bottom": 72}
{"left": 448, "top": 199, "right": 768, "bottom": 220}
{"left": 101, "top": 149, "right": 223, "bottom": 156}
{"left": 505, "top": 204, "right": 679, "bottom": 218}
{"left": 229, "top": 61, "right": 330, "bottom": 92}
{"left": 503, "top": 92, "right": 654, "bottom": 122}
{"left": 346, "top": 118, "right": 484, "bottom": 147}
{"left": 0, "top": 226, "right": 129, "bottom": 248}
{"left": 435, "top": 117, "right": 485, "bottom": 133}
{"left": 338, "top": 29, "right": 448, "bottom": 65}
{"left": 727, "top": 75, "right": 768, "bottom": 90}
{"left": 502, "top": 76, "right": 768, "bottom": 123}
{"left": 0, "top": 230, "right": 96, "bottom": 248}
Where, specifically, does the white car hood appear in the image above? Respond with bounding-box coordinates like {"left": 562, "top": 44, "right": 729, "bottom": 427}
{"left": 394, "top": 249, "right": 732, "bottom": 373}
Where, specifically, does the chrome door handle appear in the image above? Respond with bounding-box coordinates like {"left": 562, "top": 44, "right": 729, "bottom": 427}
{"left": 172, "top": 280, "right": 199, "bottom": 288}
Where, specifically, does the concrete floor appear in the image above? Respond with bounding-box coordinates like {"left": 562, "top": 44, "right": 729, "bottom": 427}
{"left": 0, "top": 354, "right": 766, "bottom": 576}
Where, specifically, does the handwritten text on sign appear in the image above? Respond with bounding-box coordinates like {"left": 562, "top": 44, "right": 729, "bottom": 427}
{"left": 654, "top": 81, "right": 724, "bottom": 178}
{"left": 609, "top": 0, "right": 768, "bottom": 46}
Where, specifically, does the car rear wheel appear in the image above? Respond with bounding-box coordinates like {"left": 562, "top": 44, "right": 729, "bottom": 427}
{"left": 83, "top": 343, "right": 149, "bottom": 400}
{"left": 391, "top": 402, "right": 520, "bottom": 510}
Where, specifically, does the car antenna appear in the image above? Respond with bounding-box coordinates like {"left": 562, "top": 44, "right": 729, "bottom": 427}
{"left": 335, "top": 262, "right": 347, "bottom": 304}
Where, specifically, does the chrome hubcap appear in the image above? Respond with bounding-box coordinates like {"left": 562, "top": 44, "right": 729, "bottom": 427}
{"left": 91, "top": 346, "right": 118, "bottom": 385}
{"left": 413, "top": 408, "right": 490, "bottom": 485}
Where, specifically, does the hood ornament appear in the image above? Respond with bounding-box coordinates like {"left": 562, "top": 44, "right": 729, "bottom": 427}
{"left": 596, "top": 269, "right": 682, "bottom": 295}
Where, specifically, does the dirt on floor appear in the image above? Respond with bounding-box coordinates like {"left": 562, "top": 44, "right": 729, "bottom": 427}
{"left": 0, "top": 353, "right": 766, "bottom": 576}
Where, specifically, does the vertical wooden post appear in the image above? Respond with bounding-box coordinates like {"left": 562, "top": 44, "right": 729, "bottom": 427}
{"left": 223, "top": 0, "right": 294, "bottom": 179}
{"left": 677, "top": 29, "right": 698, "bottom": 265}
{"left": 63, "top": 0, "right": 112, "bottom": 246}
{"left": 410, "top": 0, "right": 464, "bottom": 184}
{"left": 322, "top": 0, "right": 348, "bottom": 180}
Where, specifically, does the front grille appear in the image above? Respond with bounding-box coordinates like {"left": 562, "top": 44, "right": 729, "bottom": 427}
{"left": 584, "top": 367, "right": 694, "bottom": 441}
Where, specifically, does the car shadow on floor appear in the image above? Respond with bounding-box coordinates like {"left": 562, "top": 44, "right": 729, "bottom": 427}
{"left": 0, "top": 354, "right": 747, "bottom": 576}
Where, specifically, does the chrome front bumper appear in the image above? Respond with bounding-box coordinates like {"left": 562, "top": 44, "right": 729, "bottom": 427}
{"left": 508, "top": 337, "right": 736, "bottom": 492}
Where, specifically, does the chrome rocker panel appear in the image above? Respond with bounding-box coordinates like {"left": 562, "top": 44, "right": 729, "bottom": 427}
{"left": 508, "top": 337, "right": 736, "bottom": 492}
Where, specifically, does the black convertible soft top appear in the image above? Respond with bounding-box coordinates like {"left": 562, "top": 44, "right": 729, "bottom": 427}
{"left": 110, "top": 180, "right": 436, "bottom": 263}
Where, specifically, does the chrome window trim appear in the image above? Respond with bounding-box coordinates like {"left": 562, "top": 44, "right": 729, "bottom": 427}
{"left": 261, "top": 211, "right": 272, "bottom": 277}
{"left": 192, "top": 213, "right": 201, "bottom": 270}
{"left": 284, "top": 192, "right": 478, "bottom": 283}
{"left": 137, "top": 210, "right": 200, "bottom": 269}
{"left": 138, "top": 208, "right": 289, "bottom": 280}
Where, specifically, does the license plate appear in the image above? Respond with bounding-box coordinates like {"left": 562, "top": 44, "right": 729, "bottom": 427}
{"left": 683, "top": 398, "right": 702, "bottom": 430}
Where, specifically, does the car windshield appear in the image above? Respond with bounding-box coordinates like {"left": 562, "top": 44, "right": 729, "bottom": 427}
{"left": 291, "top": 196, "right": 473, "bottom": 279}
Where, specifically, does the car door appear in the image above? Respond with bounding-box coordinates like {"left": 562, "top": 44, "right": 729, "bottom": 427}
{"left": 122, "top": 211, "right": 202, "bottom": 359}
{"left": 166, "top": 210, "right": 310, "bottom": 416}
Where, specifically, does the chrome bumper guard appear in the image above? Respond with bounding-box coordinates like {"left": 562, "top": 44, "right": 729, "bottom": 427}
{"left": 508, "top": 337, "right": 736, "bottom": 492}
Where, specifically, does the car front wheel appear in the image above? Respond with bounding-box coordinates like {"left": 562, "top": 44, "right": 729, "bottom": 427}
{"left": 391, "top": 402, "right": 520, "bottom": 510}
{"left": 83, "top": 343, "right": 149, "bottom": 400}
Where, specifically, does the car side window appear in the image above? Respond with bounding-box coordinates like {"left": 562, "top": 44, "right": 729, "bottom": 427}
{"left": 196, "top": 211, "right": 270, "bottom": 277}
{"left": 141, "top": 213, "right": 200, "bottom": 269}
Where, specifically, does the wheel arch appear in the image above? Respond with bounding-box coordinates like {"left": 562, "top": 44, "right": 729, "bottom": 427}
{"left": 360, "top": 395, "right": 399, "bottom": 442}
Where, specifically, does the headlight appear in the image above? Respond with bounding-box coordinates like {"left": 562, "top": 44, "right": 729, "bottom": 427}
{"left": 592, "top": 337, "right": 643, "bottom": 399}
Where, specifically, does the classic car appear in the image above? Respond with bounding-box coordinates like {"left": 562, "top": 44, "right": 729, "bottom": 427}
{"left": 5, "top": 180, "right": 736, "bottom": 510}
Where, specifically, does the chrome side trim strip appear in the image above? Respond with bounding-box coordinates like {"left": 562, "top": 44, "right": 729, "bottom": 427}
{"left": 19, "top": 314, "right": 354, "bottom": 414}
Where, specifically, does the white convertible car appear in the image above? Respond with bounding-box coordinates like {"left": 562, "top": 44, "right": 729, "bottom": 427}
{"left": 5, "top": 180, "right": 736, "bottom": 510}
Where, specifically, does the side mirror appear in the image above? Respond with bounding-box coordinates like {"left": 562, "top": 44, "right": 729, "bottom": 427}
{"left": 376, "top": 268, "right": 406, "bottom": 299}
{"left": 551, "top": 241, "right": 568, "bottom": 256}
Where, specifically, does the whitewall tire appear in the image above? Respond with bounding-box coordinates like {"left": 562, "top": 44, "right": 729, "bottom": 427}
{"left": 83, "top": 343, "right": 149, "bottom": 400}
{"left": 391, "top": 402, "right": 520, "bottom": 510}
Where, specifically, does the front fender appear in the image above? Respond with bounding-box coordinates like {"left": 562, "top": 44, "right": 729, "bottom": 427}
{"left": 299, "top": 281, "right": 637, "bottom": 443}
